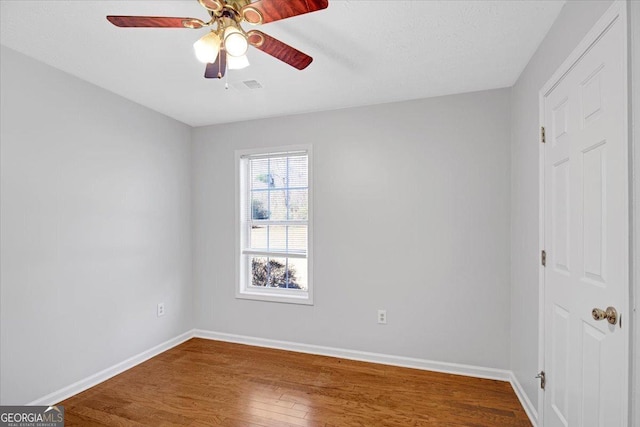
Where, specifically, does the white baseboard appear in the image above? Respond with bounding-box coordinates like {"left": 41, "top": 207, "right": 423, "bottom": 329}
{"left": 27, "top": 330, "right": 194, "bottom": 406}
{"left": 193, "top": 329, "right": 511, "bottom": 381}
{"left": 509, "top": 372, "right": 538, "bottom": 426}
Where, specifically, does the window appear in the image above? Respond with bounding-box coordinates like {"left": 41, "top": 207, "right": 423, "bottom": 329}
{"left": 236, "top": 145, "right": 312, "bottom": 304}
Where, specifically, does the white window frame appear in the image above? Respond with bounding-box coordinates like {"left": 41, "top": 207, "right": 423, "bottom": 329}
{"left": 235, "top": 144, "right": 313, "bottom": 305}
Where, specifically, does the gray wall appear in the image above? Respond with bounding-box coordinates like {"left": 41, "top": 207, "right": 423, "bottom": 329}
{"left": 508, "top": 0, "right": 614, "bottom": 416}
{"left": 192, "top": 89, "right": 512, "bottom": 369}
{"left": 0, "top": 46, "right": 193, "bottom": 405}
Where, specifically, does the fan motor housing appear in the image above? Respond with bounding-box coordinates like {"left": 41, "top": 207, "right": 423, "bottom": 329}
{"left": 211, "top": 0, "right": 252, "bottom": 17}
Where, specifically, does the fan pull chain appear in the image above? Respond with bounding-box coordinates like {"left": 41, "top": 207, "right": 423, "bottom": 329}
{"left": 225, "top": 70, "right": 229, "bottom": 90}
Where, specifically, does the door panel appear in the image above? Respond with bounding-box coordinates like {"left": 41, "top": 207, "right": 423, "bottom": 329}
{"left": 582, "top": 141, "right": 606, "bottom": 284}
{"left": 542, "top": 5, "right": 628, "bottom": 426}
{"left": 550, "top": 304, "right": 570, "bottom": 426}
{"left": 581, "top": 322, "right": 605, "bottom": 426}
{"left": 552, "top": 159, "right": 570, "bottom": 273}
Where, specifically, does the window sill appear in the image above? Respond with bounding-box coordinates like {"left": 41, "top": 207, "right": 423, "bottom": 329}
{"left": 236, "top": 289, "right": 313, "bottom": 305}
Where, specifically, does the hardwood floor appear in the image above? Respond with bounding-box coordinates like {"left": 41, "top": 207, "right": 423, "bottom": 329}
{"left": 60, "top": 338, "right": 531, "bottom": 426}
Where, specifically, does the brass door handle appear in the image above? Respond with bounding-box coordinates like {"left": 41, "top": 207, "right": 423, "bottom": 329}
{"left": 592, "top": 306, "right": 618, "bottom": 325}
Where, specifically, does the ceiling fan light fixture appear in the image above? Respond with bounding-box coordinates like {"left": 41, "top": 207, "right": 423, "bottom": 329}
{"left": 242, "top": 6, "right": 264, "bottom": 25}
{"left": 227, "top": 54, "right": 250, "bottom": 70}
{"left": 224, "top": 26, "right": 248, "bottom": 57}
{"left": 197, "top": 0, "right": 223, "bottom": 13}
{"left": 106, "top": 0, "right": 326, "bottom": 78}
{"left": 194, "top": 31, "right": 221, "bottom": 64}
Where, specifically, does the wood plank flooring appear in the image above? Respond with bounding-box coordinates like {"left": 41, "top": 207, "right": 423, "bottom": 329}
{"left": 60, "top": 338, "right": 531, "bottom": 426}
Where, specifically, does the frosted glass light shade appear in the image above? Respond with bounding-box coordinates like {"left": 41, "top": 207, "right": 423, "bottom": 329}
{"left": 194, "top": 31, "right": 220, "bottom": 63}
{"left": 224, "top": 27, "right": 248, "bottom": 57}
{"left": 227, "top": 54, "right": 250, "bottom": 70}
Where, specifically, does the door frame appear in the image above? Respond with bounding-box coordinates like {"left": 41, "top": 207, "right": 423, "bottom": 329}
{"left": 630, "top": 1, "right": 640, "bottom": 424}
{"left": 537, "top": 1, "right": 630, "bottom": 424}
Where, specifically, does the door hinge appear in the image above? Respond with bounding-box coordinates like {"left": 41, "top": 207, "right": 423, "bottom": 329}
{"left": 536, "top": 371, "right": 546, "bottom": 390}
{"left": 541, "top": 250, "right": 546, "bottom": 267}
{"left": 541, "top": 126, "right": 546, "bottom": 143}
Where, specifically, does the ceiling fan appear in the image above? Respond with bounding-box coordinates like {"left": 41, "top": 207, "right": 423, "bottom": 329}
{"left": 107, "top": 0, "right": 328, "bottom": 79}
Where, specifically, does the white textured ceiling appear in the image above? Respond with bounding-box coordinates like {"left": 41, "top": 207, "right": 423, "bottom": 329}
{"left": 0, "top": 0, "right": 564, "bottom": 127}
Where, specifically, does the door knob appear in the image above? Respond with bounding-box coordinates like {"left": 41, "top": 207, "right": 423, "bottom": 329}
{"left": 591, "top": 306, "right": 618, "bottom": 325}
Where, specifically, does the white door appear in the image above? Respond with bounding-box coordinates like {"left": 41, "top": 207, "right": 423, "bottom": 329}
{"left": 542, "top": 3, "right": 629, "bottom": 427}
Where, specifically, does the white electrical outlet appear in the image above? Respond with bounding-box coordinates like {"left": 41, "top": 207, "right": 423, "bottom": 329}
{"left": 157, "top": 303, "right": 165, "bottom": 317}
{"left": 378, "top": 309, "right": 387, "bottom": 324}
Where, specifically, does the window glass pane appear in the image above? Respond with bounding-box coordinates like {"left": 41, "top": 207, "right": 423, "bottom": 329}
{"left": 250, "top": 158, "right": 270, "bottom": 190}
{"left": 248, "top": 155, "right": 308, "bottom": 221}
{"left": 287, "top": 258, "right": 307, "bottom": 290}
{"left": 249, "top": 225, "right": 307, "bottom": 254}
{"left": 267, "top": 226, "right": 286, "bottom": 251}
{"left": 287, "top": 189, "right": 308, "bottom": 220}
{"left": 249, "top": 225, "right": 268, "bottom": 250}
{"left": 268, "top": 190, "right": 288, "bottom": 221}
{"left": 288, "top": 226, "right": 307, "bottom": 253}
{"left": 250, "top": 256, "right": 305, "bottom": 289}
{"left": 249, "top": 256, "right": 271, "bottom": 287}
{"left": 287, "top": 156, "right": 308, "bottom": 188}
{"left": 251, "top": 191, "right": 270, "bottom": 220}
{"left": 268, "top": 190, "right": 308, "bottom": 221}
{"left": 269, "top": 157, "right": 288, "bottom": 189}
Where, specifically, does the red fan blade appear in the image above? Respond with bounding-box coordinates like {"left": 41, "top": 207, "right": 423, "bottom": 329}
{"left": 106, "top": 16, "right": 205, "bottom": 29}
{"left": 247, "top": 30, "right": 312, "bottom": 70}
{"left": 242, "top": 0, "right": 328, "bottom": 24}
{"left": 204, "top": 52, "right": 227, "bottom": 79}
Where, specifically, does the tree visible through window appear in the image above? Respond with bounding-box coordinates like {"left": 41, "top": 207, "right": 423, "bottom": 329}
{"left": 251, "top": 258, "right": 300, "bottom": 289}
